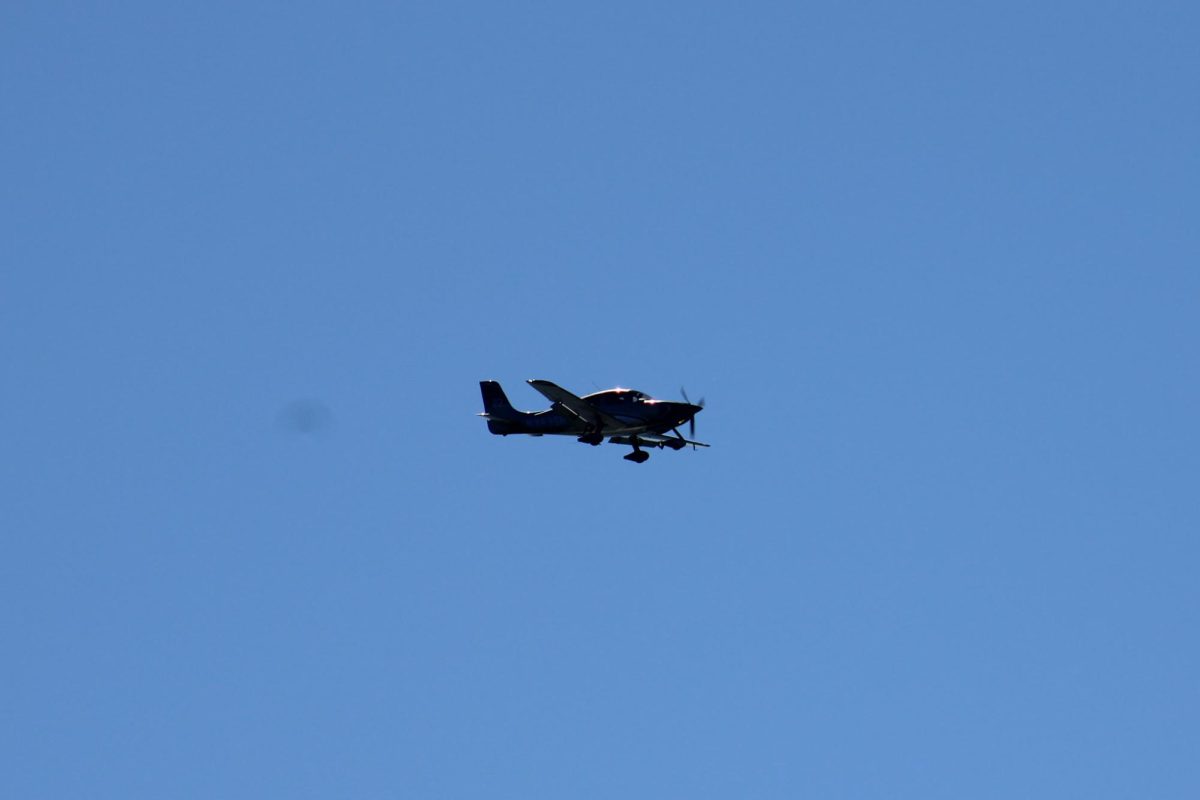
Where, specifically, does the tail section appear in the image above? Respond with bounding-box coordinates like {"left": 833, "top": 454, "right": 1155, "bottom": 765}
{"left": 480, "top": 381, "right": 518, "bottom": 416}
{"left": 479, "top": 380, "right": 521, "bottom": 434}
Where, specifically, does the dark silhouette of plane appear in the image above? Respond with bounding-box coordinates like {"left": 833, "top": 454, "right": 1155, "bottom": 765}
{"left": 479, "top": 379, "right": 708, "bottom": 463}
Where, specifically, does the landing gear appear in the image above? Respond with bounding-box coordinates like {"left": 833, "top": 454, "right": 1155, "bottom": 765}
{"left": 623, "top": 437, "right": 650, "bottom": 463}
{"left": 577, "top": 433, "right": 604, "bottom": 446}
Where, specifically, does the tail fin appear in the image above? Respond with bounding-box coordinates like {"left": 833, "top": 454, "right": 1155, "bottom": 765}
{"left": 480, "top": 381, "right": 517, "bottom": 416}
{"left": 479, "top": 381, "right": 521, "bottom": 434}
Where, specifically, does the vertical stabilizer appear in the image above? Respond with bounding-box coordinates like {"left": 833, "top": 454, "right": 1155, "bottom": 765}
{"left": 479, "top": 380, "right": 522, "bottom": 435}
{"left": 479, "top": 381, "right": 517, "bottom": 417}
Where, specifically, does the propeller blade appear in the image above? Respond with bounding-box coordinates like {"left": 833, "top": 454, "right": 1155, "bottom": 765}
{"left": 681, "top": 386, "right": 703, "bottom": 439}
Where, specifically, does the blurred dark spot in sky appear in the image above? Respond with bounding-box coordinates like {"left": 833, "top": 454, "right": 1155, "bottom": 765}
{"left": 278, "top": 399, "right": 333, "bottom": 434}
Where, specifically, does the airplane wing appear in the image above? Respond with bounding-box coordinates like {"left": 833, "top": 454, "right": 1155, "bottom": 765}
{"left": 610, "top": 433, "right": 711, "bottom": 449}
{"left": 526, "top": 379, "right": 623, "bottom": 429}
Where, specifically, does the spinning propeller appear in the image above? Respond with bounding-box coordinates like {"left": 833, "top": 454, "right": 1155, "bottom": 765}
{"left": 680, "top": 387, "right": 705, "bottom": 438}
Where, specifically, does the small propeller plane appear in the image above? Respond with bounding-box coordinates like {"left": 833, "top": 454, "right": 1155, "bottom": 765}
{"left": 479, "top": 379, "right": 709, "bottom": 463}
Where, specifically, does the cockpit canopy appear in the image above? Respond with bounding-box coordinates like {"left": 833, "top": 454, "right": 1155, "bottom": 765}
{"left": 583, "top": 388, "right": 650, "bottom": 403}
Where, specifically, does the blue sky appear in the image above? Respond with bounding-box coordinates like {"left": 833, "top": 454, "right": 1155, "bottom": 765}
{"left": 3, "top": 2, "right": 1198, "bottom": 797}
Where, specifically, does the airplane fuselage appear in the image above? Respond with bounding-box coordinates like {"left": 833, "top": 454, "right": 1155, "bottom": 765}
{"left": 479, "top": 379, "right": 707, "bottom": 461}
{"left": 491, "top": 404, "right": 692, "bottom": 437}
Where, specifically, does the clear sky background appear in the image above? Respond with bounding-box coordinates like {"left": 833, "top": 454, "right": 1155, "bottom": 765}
{"left": 3, "top": 2, "right": 1198, "bottom": 797}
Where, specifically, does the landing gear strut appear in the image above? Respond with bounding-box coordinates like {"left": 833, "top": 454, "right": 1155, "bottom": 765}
{"left": 577, "top": 432, "right": 604, "bottom": 446}
{"left": 623, "top": 438, "right": 650, "bottom": 463}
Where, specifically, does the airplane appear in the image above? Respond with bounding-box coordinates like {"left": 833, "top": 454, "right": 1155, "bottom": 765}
{"left": 479, "top": 379, "right": 709, "bottom": 463}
